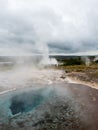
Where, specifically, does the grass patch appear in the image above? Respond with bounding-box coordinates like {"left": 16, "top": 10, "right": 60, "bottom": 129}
{"left": 56, "top": 64, "right": 98, "bottom": 73}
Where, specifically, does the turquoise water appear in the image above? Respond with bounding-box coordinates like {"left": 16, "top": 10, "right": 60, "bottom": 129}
{"left": 0, "top": 83, "right": 73, "bottom": 130}
{"left": 0, "top": 84, "right": 57, "bottom": 123}
{"left": 10, "top": 88, "right": 46, "bottom": 115}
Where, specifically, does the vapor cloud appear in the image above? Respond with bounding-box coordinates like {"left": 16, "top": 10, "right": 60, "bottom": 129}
{"left": 0, "top": 0, "right": 98, "bottom": 55}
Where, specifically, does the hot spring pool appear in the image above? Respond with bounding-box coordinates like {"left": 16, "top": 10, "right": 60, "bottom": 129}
{"left": 0, "top": 84, "right": 56, "bottom": 120}
{"left": 0, "top": 83, "right": 97, "bottom": 130}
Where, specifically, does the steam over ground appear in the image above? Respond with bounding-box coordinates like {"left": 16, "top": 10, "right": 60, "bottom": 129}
{"left": 0, "top": 66, "right": 64, "bottom": 89}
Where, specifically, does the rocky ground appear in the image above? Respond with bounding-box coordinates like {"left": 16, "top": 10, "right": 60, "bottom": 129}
{"left": 57, "top": 64, "right": 98, "bottom": 89}
{"left": 67, "top": 72, "right": 98, "bottom": 89}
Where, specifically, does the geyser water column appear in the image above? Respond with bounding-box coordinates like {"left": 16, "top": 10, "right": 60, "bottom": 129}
{"left": 32, "top": 12, "right": 59, "bottom": 66}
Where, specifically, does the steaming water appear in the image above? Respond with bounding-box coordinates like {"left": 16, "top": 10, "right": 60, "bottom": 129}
{"left": 0, "top": 66, "right": 98, "bottom": 130}
{"left": 1, "top": 82, "right": 97, "bottom": 130}
{"left": 0, "top": 84, "right": 71, "bottom": 124}
{"left": 0, "top": 65, "right": 74, "bottom": 128}
{"left": 0, "top": 65, "right": 65, "bottom": 120}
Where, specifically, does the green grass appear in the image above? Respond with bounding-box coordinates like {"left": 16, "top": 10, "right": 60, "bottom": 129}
{"left": 56, "top": 64, "right": 98, "bottom": 73}
{"left": 0, "top": 65, "right": 13, "bottom": 71}
{"left": 91, "top": 71, "right": 98, "bottom": 78}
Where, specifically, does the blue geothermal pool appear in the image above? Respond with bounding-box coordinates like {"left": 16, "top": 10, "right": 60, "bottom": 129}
{"left": 0, "top": 83, "right": 98, "bottom": 130}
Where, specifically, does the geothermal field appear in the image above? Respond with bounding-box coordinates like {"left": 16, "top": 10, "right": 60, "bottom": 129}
{"left": 0, "top": 56, "right": 98, "bottom": 130}
{"left": 0, "top": 0, "right": 98, "bottom": 129}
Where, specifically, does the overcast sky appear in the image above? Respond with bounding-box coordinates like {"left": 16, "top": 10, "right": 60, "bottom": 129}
{"left": 0, "top": 0, "right": 98, "bottom": 56}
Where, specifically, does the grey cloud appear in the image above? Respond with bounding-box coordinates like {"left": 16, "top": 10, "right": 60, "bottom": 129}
{"left": 0, "top": 0, "right": 98, "bottom": 55}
